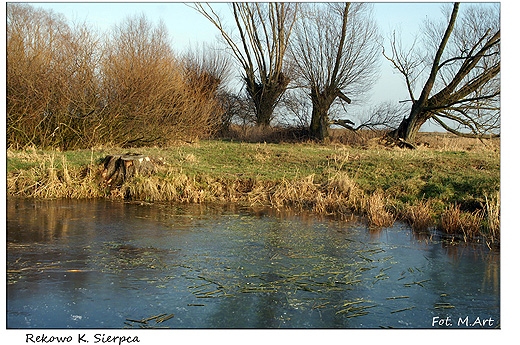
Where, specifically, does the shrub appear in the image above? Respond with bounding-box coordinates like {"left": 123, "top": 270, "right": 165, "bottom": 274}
{"left": 7, "top": 4, "right": 226, "bottom": 149}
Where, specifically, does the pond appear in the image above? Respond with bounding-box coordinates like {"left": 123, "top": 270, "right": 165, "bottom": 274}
{"left": 7, "top": 198, "right": 499, "bottom": 329}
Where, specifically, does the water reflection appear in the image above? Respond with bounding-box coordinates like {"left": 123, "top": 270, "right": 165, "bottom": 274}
{"left": 7, "top": 198, "right": 499, "bottom": 328}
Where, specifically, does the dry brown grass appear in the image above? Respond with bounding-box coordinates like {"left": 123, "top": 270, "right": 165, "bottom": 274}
{"left": 329, "top": 129, "right": 386, "bottom": 147}
{"left": 7, "top": 154, "right": 102, "bottom": 199}
{"left": 483, "top": 192, "right": 500, "bottom": 243}
{"left": 366, "top": 190, "right": 395, "bottom": 228}
{"left": 326, "top": 171, "right": 364, "bottom": 212}
{"left": 224, "top": 125, "right": 311, "bottom": 143}
{"left": 401, "top": 199, "right": 435, "bottom": 232}
{"left": 327, "top": 129, "right": 500, "bottom": 152}
{"left": 439, "top": 204, "right": 484, "bottom": 241}
{"left": 415, "top": 132, "right": 500, "bottom": 152}
{"left": 270, "top": 175, "right": 320, "bottom": 210}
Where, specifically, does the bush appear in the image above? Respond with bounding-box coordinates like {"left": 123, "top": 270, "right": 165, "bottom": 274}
{"left": 7, "top": 4, "right": 101, "bottom": 149}
{"left": 7, "top": 4, "right": 225, "bottom": 149}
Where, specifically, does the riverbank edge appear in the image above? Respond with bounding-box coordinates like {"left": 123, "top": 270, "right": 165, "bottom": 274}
{"left": 6, "top": 141, "right": 500, "bottom": 245}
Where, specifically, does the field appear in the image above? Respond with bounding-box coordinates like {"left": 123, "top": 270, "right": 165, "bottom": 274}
{"left": 6, "top": 132, "right": 500, "bottom": 244}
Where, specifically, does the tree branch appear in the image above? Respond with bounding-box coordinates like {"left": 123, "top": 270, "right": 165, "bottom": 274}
{"left": 431, "top": 114, "right": 499, "bottom": 139}
{"left": 415, "top": 2, "right": 460, "bottom": 107}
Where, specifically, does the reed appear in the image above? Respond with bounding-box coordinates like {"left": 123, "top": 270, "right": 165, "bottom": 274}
{"left": 6, "top": 153, "right": 103, "bottom": 199}
{"left": 327, "top": 171, "right": 363, "bottom": 211}
{"left": 401, "top": 199, "right": 435, "bottom": 232}
{"left": 270, "top": 175, "right": 320, "bottom": 210}
{"left": 483, "top": 192, "right": 500, "bottom": 243}
{"left": 439, "top": 204, "right": 484, "bottom": 241}
{"left": 366, "top": 190, "right": 395, "bottom": 228}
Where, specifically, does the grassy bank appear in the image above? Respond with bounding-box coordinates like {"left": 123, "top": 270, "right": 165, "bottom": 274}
{"left": 6, "top": 133, "right": 500, "bottom": 244}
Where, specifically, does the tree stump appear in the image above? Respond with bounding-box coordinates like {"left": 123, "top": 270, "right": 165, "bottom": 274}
{"left": 101, "top": 153, "right": 159, "bottom": 188}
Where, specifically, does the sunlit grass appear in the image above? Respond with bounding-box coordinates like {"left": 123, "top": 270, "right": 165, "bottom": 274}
{"left": 6, "top": 136, "right": 500, "bottom": 243}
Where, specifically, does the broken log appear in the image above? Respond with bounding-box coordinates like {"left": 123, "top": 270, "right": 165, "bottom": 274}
{"left": 101, "top": 153, "right": 159, "bottom": 187}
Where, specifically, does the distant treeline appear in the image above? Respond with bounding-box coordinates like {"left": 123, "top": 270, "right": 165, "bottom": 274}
{"left": 7, "top": 3, "right": 231, "bottom": 149}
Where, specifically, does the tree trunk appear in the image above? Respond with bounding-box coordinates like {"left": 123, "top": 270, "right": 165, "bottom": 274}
{"left": 245, "top": 73, "right": 289, "bottom": 127}
{"left": 388, "top": 104, "right": 430, "bottom": 144}
{"left": 253, "top": 94, "right": 277, "bottom": 127}
{"left": 309, "top": 105, "right": 330, "bottom": 141}
{"left": 101, "top": 153, "right": 160, "bottom": 188}
{"left": 309, "top": 89, "right": 337, "bottom": 141}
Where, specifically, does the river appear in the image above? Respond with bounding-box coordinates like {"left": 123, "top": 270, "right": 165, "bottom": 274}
{"left": 7, "top": 198, "right": 499, "bottom": 328}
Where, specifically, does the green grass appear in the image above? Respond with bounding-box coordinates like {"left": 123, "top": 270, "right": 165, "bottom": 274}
{"left": 168, "top": 141, "right": 332, "bottom": 180}
{"left": 7, "top": 140, "right": 499, "bottom": 207}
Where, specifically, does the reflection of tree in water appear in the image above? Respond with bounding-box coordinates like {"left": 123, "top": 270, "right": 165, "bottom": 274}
{"left": 7, "top": 198, "right": 79, "bottom": 242}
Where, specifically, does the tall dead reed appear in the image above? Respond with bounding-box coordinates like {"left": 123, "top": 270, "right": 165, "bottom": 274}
{"left": 439, "top": 204, "right": 484, "bottom": 242}
{"left": 270, "top": 175, "right": 320, "bottom": 210}
{"left": 324, "top": 171, "right": 364, "bottom": 215}
{"left": 401, "top": 199, "right": 435, "bottom": 232}
{"left": 366, "top": 190, "right": 395, "bottom": 228}
{"left": 483, "top": 192, "right": 500, "bottom": 243}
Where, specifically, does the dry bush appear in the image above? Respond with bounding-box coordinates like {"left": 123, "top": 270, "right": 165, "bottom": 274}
{"left": 100, "top": 15, "right": 223, "bottom": 147}
{"left": 7, "top": 4, "right": 226, "bottom": 149}
{"left": 7, "top": 3, "right": 101, "bottom": 149}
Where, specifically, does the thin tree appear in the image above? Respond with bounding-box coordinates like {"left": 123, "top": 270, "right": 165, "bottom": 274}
{"left": 289, "top": 3, "right": 380, "bottom": 141}
{"left": 383, "top": 2, "right": 500, "bottom": 145}
{"left": 183, "top": 43, "right": 233, "bottom": 133}
{"left": 190, "top": 3, "right": 298, "bottom": 127}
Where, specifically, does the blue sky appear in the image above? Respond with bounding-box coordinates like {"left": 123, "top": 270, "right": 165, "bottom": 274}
{"left": 27, "top": 2, "right": 449, "bottom": 126}
{"left": 29, "top": 2, "right": 447, "bottom": 50}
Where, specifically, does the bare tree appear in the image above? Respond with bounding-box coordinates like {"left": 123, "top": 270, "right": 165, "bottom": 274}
{"left": 277, "top": 88, "right": 312, "bottom": 130}
{"left": 183, "top": 43, "right": 232, "bottom": 93}
{"left": 383, "top": 2, "right": 500, "bottom": 145}
{"left": 190, "top": 2, "right": 298, "bottom": 127}
{"left": 289, "top": 3, "right": 380, "bottom": 141}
